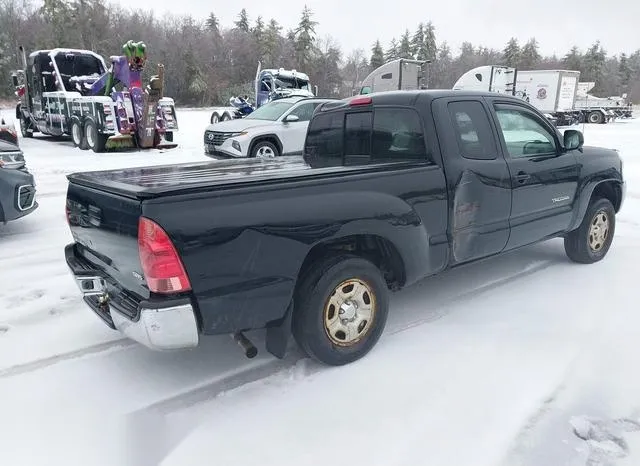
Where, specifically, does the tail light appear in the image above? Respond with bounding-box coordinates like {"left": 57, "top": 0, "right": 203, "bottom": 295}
{"left": 138, "top": 217, "right": 191, "bottom": 294}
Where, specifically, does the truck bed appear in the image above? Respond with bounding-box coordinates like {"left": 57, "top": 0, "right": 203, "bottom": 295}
{"left": 66, "top": 156, "right": 400, "bottom": 200}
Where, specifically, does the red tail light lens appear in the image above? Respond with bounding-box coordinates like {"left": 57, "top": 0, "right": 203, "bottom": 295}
{"left": 138, "top": 217, "right": 191, "bottom": 294}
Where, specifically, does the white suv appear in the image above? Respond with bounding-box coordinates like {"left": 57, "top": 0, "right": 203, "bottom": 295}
{"left": 203, "top": 96, "right": 335, "bottom": 159}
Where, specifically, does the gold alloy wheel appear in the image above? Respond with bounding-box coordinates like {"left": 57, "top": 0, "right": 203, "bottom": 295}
{"left": 588, "top": 210, "right": 610, "bottom": 252}
{"left": 323, "top": 278, "right": 376, "bottom": 347}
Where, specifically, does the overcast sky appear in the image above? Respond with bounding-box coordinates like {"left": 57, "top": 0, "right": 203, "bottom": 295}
{"left": 111, "top": 0, "right": 639, "bottom": 58}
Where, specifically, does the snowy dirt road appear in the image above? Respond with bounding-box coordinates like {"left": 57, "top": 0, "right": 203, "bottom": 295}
{"left": 0, "top": 107, "right": 638, "bottom": 466}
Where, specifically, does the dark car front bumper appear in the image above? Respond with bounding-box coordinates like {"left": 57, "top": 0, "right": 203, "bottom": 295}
{"left": 0, "top": 166, "right": 38, "bottom": 223}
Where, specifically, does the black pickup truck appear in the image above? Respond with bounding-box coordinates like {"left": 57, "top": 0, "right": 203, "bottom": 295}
{"left": 64, "top": 90, "right": 625, "bottom": 366}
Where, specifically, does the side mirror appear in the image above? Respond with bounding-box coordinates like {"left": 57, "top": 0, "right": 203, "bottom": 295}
{"left": 283, "top": 114, "right": 299, "bottom": 123}
{"left": 11, "top": 74, "right": 19, "bottom": 87}
{"left": 564, "top": 129, "right": 584, "bottom": 151}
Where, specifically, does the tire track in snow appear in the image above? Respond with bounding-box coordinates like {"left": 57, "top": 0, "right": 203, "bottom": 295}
{"left": 0, "top": 338, "right": 133, "bottom": 379}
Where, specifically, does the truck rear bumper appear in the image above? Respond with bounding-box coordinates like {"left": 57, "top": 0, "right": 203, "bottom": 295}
{"left": 65, "top": 243, "right": 199, "bottom": 351}
{"left": 109, "top": 302, "right": 199, "bottom": 351}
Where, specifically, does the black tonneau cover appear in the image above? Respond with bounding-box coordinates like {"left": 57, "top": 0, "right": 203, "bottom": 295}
{"left": 66, "top": 156, "right": 399, "bottom": 200}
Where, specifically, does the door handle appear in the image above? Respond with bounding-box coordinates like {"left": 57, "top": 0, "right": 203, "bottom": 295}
{"left": 515, "top": 171, "right": 530, "bottom": 183}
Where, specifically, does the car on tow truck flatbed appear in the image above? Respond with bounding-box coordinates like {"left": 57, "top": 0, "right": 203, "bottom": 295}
{"left": 64, "top": 90, "right": 625, "bottom": 366}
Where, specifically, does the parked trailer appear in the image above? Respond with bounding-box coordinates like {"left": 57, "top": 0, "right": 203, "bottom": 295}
{"left": 453, "top": 66, "right": 581, "bottom": 126}
{"left": 359, "top": 58, "right": 429, "bottom": 94}
{"left": 574, "top": 82, "right": 633, "bottom": 124}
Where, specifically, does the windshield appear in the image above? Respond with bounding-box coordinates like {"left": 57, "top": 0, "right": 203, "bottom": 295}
{"left": 274, "top": 76, "right": 311, "bottom": 91}
{"left": 245, "top": 101, "right": 297, "bottom": 121}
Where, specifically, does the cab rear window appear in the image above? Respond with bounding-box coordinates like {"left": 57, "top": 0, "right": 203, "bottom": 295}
{"left": 304, "top": 106, "right": 432, "bottom": 166}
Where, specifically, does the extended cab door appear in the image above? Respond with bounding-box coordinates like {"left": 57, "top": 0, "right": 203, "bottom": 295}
{"left": 431, "top": 97, "right": 512, "bottom": 264}
{"left": 279, "top": 100, "right": 323, "bottom": 155}
{"left": 486, "top": 99, "right": 579, "bottom": 249}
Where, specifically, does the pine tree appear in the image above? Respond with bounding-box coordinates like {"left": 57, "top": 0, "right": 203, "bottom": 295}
{"left": 618, "top": 53, "right": 632, "bottom": 90}
{"left": 520, "top": 38, "right": 541, "bottom": 69}
{"left": 385, "top": 38, "right": 399, "bottom": 61}
{"left": 563, "top": 46, "right": 583, "bottom": 72}
{"left": 398, "top": 29, "right": 413, "bottom": 59}
{"left": 423, "top": 21, "right": 437, "bottom": 62}
{"left": 234, "top": 8, "right": 250, "bottom": 33}
{"left": 206, "top": 13, "right": 219, "bottom": 34}
{"left": 583, "top": 41, "right": 606, "bottom": 88}
{"left": 411, "top": 23, "right": 425, "bottom": 59}
{"left": 294, "top": 5, "right": 318, "bottom": 68}
{"left": 502, "top": 37, "right": 520, "bottom": 67}
{"left": 370, "top": 40, "right": 385, "bottom": 69}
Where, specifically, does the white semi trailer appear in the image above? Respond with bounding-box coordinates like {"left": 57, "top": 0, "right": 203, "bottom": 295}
{"left": 359, "top": 59, "right": 429, "bottom": 95}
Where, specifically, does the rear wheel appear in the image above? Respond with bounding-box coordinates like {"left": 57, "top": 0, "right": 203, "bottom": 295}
{"left": 588, "top": 111, "right": 604, "bottom": 124}
{"left": 564, "top": 197, "right": 616, "bottom": 264}
{"left": 210, "top": 112, "right": 220, "bottom": 124}
{"left": 84, "top": 120, "right": 107, "bottom": 153}
{"left": 164, "top": 131, "right": 173, "bottom": 142}
{"left": 221, "top": 113, "right": 231, "bottom": 122}
{"left": 292, "top": 255, "right": 389, "bottom": 366}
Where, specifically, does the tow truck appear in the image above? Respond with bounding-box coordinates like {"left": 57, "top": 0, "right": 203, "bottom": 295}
{"left": 12, "top": 40, "right": 178, "bottom": 152}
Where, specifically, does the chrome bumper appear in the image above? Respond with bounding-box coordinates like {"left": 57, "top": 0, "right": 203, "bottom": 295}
{"left": 74, "top": 275, "right": 199, "bottom": 351}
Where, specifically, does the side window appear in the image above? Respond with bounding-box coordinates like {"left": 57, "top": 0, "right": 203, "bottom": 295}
{"left": 304, "top": 111, "right": 343, "bottom": 166}
{"left": 494, "top": 106, "right": 557, "bottom": 157}
{"left": 344, "top": 111, "right": 372, "bottom": 156}
{"left": 371, "top": 108, "right": 429, "bottom": 162}
{"left": 447, "top": 101, "right": 498, "bottom": 160}
{"left": 287, "top": 102, "right": 319, "bottom": 122}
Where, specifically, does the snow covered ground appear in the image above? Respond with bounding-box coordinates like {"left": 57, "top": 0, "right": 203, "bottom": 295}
{"left": 0, "top": 106, "right": 638, "bottom": 466}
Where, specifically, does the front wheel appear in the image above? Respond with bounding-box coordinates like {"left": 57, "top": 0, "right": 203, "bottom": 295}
{"left": 564, "top": 197, "right": 616, "bottom": 264}
{"left": 210, "top": 112, "right": 220, "bottom": 124}
{"left": 251, "top": 140, "right": 279, "bottom": 158}
{"left": 292, "top": 255, "right": 389, "bottom": 366}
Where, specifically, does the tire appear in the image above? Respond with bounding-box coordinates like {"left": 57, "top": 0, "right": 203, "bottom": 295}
{"left": 210, "top": 112, "right": 220, "bottom": 124}
{"left": 292, "top": 255, "right": 390, "bottom": 366}
{"left": 70, "top": 119, "right": 87, "bottom": 149}
{"left": 19, "top": 117, "right": 33, "bottom": 138}
{"left": 588, "top": 111, "right": 604, "bottom": 124}
{"left": 564, "top": 197, "right": 616, "bottom": 264}
{"left": 250, "top": 140, "right": 279, "bottom": 158}
{"left": 164, "top": 131, "right": 173, "bottom": 142}
{"left": 221, "top": 113, "right": 231, "bottom": 122}
{"left": 84, "top": 119, "right": 107, "bottom": 153}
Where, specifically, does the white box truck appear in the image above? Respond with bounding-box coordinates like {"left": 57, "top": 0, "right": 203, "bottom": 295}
{"left": 515, "top": 70, "right": 581, "bottom": 126}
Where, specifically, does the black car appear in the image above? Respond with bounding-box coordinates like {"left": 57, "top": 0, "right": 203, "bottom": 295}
{"left": 0, "top": 118, "right": 38, "bottom": 224}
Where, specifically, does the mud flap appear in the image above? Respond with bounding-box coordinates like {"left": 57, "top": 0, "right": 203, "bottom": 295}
{"left": 265, "top": 302, "right": 293, "bottom": 359}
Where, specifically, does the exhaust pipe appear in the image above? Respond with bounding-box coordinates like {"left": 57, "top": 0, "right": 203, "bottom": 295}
{"left": 231, "top": 332, "right": 258, "bottom": 359}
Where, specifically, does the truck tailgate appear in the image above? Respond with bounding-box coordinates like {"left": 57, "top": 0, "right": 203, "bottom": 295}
{"left": 66, "top": 180, "right": 150, "bottom": 308}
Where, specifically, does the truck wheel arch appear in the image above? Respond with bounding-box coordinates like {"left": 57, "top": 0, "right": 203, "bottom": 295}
{"left": 249, "top": 135, "right": 283, "bottom": 156}
{"left": 297, "top": 234, "right": 407, "bottom": 293}
{"left": 570, "top": 179, "right": 623, "bottom": 231}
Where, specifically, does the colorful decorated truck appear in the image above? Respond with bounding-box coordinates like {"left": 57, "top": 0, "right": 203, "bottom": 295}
{"left": 12, "top": 41, "right": 177, "bottom": 152}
